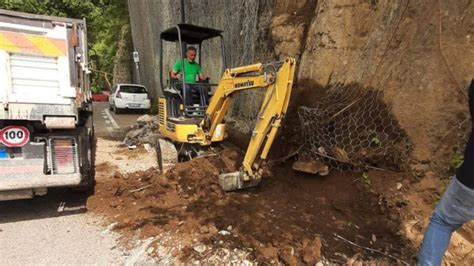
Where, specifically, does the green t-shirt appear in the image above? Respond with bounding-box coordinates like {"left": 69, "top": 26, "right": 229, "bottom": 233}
{"left": 172, "top": 59, "right": 201, "bottom": 83}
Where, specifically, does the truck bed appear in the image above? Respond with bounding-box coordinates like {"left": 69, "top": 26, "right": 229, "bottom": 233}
{"left": 0, "top": 8, "right": 90, "bottom": 123}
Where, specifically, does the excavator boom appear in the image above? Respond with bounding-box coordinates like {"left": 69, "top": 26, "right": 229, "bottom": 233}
{"left": 201, "top": 58, "right": 296, "bottom": 191}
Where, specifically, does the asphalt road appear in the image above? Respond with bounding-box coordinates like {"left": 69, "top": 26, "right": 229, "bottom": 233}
{"left": 0, "top": 101, "right": 150, "bottom": 265}
{"left": 0, "top": 189, "right": 129, "bottom": 265}
{"left": 92, "top": 101, "right": 145, "bottom": 138}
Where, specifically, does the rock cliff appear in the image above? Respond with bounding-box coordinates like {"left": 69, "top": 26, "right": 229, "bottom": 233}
{"left": 129, "top": 0, "right": 474, "bottom": 167}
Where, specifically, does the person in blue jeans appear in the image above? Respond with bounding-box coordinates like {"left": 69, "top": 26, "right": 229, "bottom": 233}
{"left": 418, "top": 79, "right": 474, "bottom": 265}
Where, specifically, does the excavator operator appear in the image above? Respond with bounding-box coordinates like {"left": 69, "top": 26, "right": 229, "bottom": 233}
{"left": 170, "top": 46, "right": 209, "bottom": 106}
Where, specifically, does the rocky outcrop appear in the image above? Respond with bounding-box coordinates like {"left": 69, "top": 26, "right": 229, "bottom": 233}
{"left": 113, "top": 24, "right": 133, "bottom": 85}
{"left": 291, "top": 0, "right": 473, "bottom": 166}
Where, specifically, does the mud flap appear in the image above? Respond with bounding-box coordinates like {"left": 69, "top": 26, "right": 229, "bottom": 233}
{"left": 218, "top": 171, "right": 261, "bottom": 192}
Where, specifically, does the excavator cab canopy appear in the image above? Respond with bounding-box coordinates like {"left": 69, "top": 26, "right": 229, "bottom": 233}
{"left": 160, "top": 23, "right": 223, "bottom": 44}
{"left": 159, "top": 23, "right": 227, "bottom": 117}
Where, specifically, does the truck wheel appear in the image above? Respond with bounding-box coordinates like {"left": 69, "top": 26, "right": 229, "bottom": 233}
{"left": 73, "top": 119, "right": 95, "bottom": 193}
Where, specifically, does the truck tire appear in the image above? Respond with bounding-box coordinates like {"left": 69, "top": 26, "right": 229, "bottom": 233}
{"left": 72, "top": 114, "right": 95, "bottom": 193}
{"left": 78, "top": 132, "right": 95, "bottom": 192}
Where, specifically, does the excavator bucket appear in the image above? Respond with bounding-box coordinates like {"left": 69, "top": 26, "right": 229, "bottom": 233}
{"left": 218, "top": 171, "right": 261, "bottom": 192}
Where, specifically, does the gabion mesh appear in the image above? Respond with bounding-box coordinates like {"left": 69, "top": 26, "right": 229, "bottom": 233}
{"left": 297, "top": 83, "right": 411, "bottom": 171}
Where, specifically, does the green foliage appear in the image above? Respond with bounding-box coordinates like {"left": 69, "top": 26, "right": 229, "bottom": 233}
{"left": 371, "top": 136, "right": 381, "bottom": 145}
{"left": 0, "top": 0, "right": 131, "bottom": 90}
{"left": 436, "top": 179, "right": 450, "bottom": 202}
{"left": 451, "top": 153, "right": 464, "bottom": 169}
{"left": 91, "top": 86, "right": 101, "bottom": 93}
{"left": 362, "top": 172, "right": 371, "bottom": 190}
{"left": 0, "top": 0, "right": 98, "bottom": 18}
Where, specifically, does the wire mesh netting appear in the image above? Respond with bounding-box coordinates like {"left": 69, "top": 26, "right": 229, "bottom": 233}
{"left": 297, "top": 83, "right": 411, "bottom": 171}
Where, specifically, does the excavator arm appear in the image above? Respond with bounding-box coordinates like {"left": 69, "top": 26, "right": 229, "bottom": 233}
{"left": 199, "top": 57, "right": 296, "bottom": 191}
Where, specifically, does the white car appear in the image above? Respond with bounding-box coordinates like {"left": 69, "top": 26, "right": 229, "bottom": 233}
{"left": 109, "top": 84, "right": 151, "bottom": 113}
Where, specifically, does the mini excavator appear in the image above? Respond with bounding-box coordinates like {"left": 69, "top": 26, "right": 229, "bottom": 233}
{"left": 157, "top": 24, "right": 296, "bottom": 191}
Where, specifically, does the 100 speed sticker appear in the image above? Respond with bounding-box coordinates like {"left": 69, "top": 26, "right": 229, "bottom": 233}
{"left": 0, "top": 126, "right": 30, "bottom": 147}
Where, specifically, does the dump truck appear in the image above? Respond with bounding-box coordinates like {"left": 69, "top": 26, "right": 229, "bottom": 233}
{"left": 0, "top": 9, "right": 94, "bottom": 200}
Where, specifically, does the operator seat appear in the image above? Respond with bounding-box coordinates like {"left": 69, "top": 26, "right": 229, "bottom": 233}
{"left": 165, "top": 72, "right": 208, "bottom": 118}
{"left": 168, "top": 71, "right": 208, "bottom": 106}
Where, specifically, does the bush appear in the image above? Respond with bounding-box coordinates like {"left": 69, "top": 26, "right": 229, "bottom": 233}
{"left": 451, "top": 153, "right": 464, "bottom": 170}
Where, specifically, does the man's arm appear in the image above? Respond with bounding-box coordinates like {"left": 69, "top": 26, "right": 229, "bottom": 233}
{"left": 171, "top": 60, "right": 181, "bottom": 80}
{"left": 197, "top": 65, "right": 209, "bottom": 81}
{"left": 170, "top": 71, "right": 181, "bottom": 80}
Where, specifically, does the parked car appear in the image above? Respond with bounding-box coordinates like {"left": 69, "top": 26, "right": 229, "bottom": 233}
{"left": 91, "top": 91, "right": 110, "bottom": 102}
{"left": 109, "top": 84, "right": 151, "bottom": 113}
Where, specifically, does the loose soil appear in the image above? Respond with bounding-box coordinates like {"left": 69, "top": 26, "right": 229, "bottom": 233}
{"left": 88, "top": 141, "right": 417, "bottom": 264}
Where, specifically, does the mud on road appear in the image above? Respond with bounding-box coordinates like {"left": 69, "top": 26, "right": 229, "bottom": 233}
{"left": 88, "top": 139, "right": 421, "bottom": 264}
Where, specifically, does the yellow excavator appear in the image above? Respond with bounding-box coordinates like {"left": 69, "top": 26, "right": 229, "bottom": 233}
{"left": 157, "top": 24, "right": 296, "bottom": 191}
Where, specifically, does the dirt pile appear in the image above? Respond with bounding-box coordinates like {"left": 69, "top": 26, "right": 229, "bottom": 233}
{"left": 89, "top": 142, "right": 415, "bottom": 264}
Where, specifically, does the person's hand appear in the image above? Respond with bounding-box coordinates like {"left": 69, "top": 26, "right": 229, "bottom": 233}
{"left": 177, "top": 73, "right": 182, "bottom": 80}
{"left": 201, "top": 73, "right": 210, "bottom": 80}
